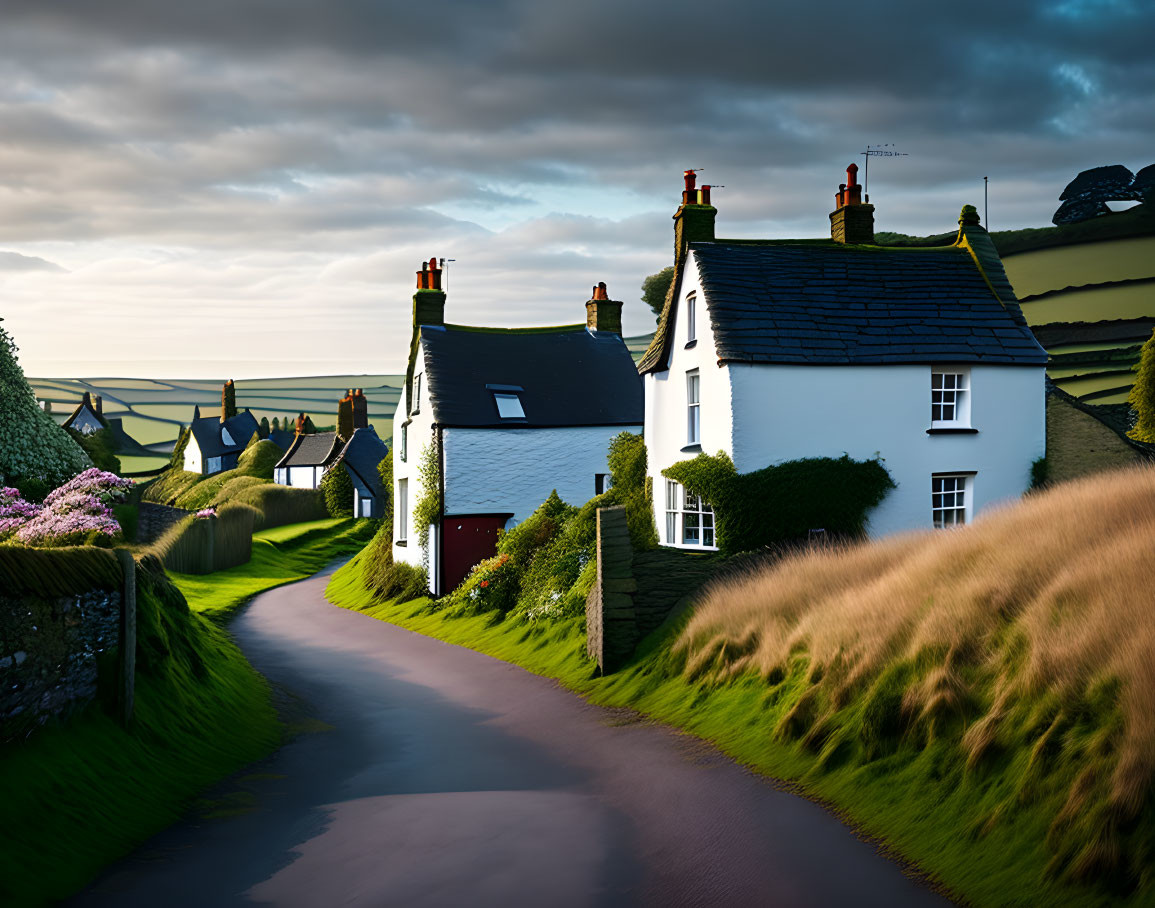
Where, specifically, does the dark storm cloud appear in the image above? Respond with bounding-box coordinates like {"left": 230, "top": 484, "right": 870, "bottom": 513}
{"left": 0, "top": 0, "right": 1151, "bottom": 376}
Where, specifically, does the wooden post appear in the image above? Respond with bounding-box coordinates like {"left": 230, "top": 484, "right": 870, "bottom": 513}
{"left": 115, "top": 549, "right": 136, "bottom": 727}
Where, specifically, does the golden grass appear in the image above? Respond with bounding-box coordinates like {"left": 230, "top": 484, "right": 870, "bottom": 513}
{"left": 679, "top": 465, "right": 1155, "bottom": 884}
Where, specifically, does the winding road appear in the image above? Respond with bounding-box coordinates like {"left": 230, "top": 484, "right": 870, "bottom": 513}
{"left": 75, "top": 566, "right": 950, "bottom": 907}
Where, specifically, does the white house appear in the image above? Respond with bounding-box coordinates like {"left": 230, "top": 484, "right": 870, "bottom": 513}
{"left": 183, "top": 400, "right": 259, "bottom": 476}
{"left": 639, "top": 168, "right": 1048, "bottom": 549}
{"left": 392, "top": 259, "right": 643, "bottom": 595}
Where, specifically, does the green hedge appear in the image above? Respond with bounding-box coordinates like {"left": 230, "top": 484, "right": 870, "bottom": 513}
{"left": 663, "top": 452, "right": 893, "bottom": 556}
{"left": 321, "top": 465, "right": 354, "bottom": 518}
{"left": 151, "top": 504, "right": 257, "bottom": 575}
{"left": 230, "top": 483, "right": 327, "bottom": 531}
{"left": 0, "top": 545, "right": 123, "bottom": 597}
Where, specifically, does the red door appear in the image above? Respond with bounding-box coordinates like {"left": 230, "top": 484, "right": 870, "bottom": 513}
{"left": 442, "top": 515, "right": 507, "bottom": 594}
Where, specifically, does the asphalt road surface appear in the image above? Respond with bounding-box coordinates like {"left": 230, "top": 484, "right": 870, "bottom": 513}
{"left": 74, "top": 566, "right": 952, "bottom": 907}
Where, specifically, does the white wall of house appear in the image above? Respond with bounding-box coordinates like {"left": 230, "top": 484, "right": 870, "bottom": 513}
{"left": 184, "top": 435, "right": 203, "bottom": 474}
{"left": 443, "top": 424, "right": 642, "bottom": 525}
{"left": 288, "top": 465, "right": 323, "bottom": 489}
{"left": 727, "top": 362, "right": 1045, "bottom": 536}
{"left": 645, "top": 252, "right": 1047, "bottom": 542}
{"left": 392, "top": 357, "right": 435, "bottom": 569}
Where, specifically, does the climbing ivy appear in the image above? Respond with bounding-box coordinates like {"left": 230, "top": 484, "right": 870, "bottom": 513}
{"left": 1128, "top": 328, "right": 1155, "bottom": 443}
{"left": 663, "top": 452, "right": 893, "bottom": 556}
{"left": 412, "top": 440, "right": 441, "bottom": 551}
{"left": 320, "top": 464, "right": 354, "bottom": 518}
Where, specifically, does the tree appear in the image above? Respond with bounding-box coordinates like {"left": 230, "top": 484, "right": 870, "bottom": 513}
{"left": 271, "top": 417, "right": 281, "bottom": 432}
{"left": 259, "top": 416, "right": 270, "bottom": 438}
{"left": 641, "top": 266, "right": 674, "bottom": 321}
{"left": 1128, "top": 328, "right": 1155, "bottom": 442}
{"left": 0, "top": 322, "right": 90, "bottom": 490}
{"left": 221, "top": 379, "right": 237, "bottom": 420}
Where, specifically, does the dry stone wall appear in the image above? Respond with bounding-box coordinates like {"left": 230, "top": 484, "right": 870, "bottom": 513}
{"left": 0, "top": 588, "right": 122, "bottom": 742}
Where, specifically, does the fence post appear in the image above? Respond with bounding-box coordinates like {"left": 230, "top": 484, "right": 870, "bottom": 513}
{"left": 115, "top": 549, "right": 136, "bottom": 727}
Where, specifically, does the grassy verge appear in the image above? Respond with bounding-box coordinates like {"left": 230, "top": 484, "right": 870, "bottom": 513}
{"left": 326, "top": 464, "right": 1155, "bottom": 908}
{"left": 172, "top": 518, "right": 377, "bottom": 620}
{"left": 0, "top": 567, "right": 280, "bottom": 906}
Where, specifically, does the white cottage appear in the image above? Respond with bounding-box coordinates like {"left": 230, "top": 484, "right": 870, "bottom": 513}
{"left": 392, "top": 259, "right": 643, "bottom": 595}
{"left": 639, "top": 168, "right": 1048, "bottom": 549}
{"left": 183, "top": 404, "right": 260, "bottom": 476}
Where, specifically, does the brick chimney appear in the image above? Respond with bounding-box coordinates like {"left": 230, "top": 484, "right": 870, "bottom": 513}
{"left": 221, "top": 379, "right": 237, "bottom": 422}
{"left": 94, "top": 395, "right": 103, "bottom": 416}
{"left": 586, "top": 282, "right": 623, "bottom": 334}
{"left": 352, "top": 389, "right": 368, "bottom": 430}
{"left": 337, "top": 390, "right": 354, "bottom": 441}
{"left": 294, "top": 411, "right": 308, "bottom": 435}
{"left": 674, "top": 169, "right": 717, "bottom": 261}
{"left": 829, "top": 163, "right": 875, "bottom": 244}
{"left": 413, "top": 256, "right": 445, "bottom": 328}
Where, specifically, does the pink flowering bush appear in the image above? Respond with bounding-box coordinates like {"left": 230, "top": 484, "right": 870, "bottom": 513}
{"left": 194, "top": 507, "right": 217, "bottom": 519}
{"left": 6, "top": 470, "right": 130, "bottom": 547}
{"left": 43, "top": 468, "right": 132, "bottom": 507}
{"left": 0, "top": 486, "right": 40, "bottom": 539}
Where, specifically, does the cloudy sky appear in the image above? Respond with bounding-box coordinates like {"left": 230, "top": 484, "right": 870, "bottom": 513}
{"left": 1, "top": 0, "right": 1152, "bottom": 378}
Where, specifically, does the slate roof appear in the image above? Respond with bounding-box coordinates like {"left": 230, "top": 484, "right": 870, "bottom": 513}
{"left": 267, "top": 428, "right": 296, "bottom": 452}
{"left": 648, "top": 240, "right": 1047, "bottom": 369}
{"left": 274, "top": 431, "right": 342, "bottom": 469}
{"left": 189, "top": 410, "right": 259, "bottom": 458}
{"left": 331, "top": 426, "right": 389, "bottom": 496}
{"left": 419, "top": 324, "right": 644, "bottom": 428}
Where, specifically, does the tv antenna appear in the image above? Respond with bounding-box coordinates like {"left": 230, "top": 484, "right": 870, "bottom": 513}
{"left": 861, "top": 144, "right": 909, "bottom": 199}
{"left": 439, "top": 257, "right": 457, "bottom": 291}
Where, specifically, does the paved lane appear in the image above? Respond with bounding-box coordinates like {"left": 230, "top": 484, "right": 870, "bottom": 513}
{"left": 75, "top": 567, "right": 950, "bottom": 907}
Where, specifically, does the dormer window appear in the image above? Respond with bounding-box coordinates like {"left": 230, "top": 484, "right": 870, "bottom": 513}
{"left": 486, "top": 384, "right": 526, "bottom": 420}
{"left": 494, "top": 393, "right": 525, "bottom": 419}
{"left": 221, "top": 426, "right": 235, "bottom": 446}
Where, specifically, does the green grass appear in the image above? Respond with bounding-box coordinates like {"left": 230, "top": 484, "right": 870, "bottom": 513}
{"left": 0, "top": 569, "right": 280, "bottom": 906}
{"left": 173, "top": 518, "right": 376, "bottom": 620}
{"left": 326, "top": 550, "right": 1148, "bottom": 908}
{"left": 118, "top": 454, "right": 170, "bottom": 474}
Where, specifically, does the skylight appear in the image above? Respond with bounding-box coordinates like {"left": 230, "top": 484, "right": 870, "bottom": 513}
{"left": 494, "top": 392, "right": 525, "bottom": 419}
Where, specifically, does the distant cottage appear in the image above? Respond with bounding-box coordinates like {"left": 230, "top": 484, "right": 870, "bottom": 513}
{"left": 640, "top": 168, "right": 1047, "bottom": 547}
{"left": 62, "top": 392, "right": 107, "bottom": 436}
{"left": 392, "top": 258, "right": 643, "bottom": 595}
{"left": 273, "top": 390, "right": 389, "bottom": 517}
{"left": 183, "top": 380, "right": 260, "bottom": 475}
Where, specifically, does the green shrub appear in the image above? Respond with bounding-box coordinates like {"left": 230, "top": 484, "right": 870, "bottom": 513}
{"left": 142, "top": 468, "right": 202, "bottom": 505}
{"left": 151, "top": 503, "right": 257, "bottom": 574}
{"left": 663, "top": 452, "right": 893, "bottom": 556}
{"left": 1030, "top": 456, "right": 1050, "bottom": 490}
{"left": 169, "top": 427, "right": 190, "bottom": 469}
{"left": 321, "top": 465, "right": 354, "bottom": 518}
{"left": 364, "top": 559, "right": 428, "bottom": 604}
{"left": 67, "top": 427, "right": 121, "bottom": 475}
{"left": 208, "top": 475, "right": 266, "bottom": 507}
{"left": 1128, "top": 328, "right": 1155, "bottom": 443}
{"left": 113, "top": 503, "right": 139, "bottom": 542}
{"left": 0, "top": 323, "right": 90, "bottom": 487}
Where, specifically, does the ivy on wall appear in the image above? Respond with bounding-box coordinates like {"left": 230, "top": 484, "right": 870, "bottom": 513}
{"left": 663, "top": 452, "right": 894, "bottom": 557}
{"left": 412, "top": 439, "right": 441, "bottom": 552}
{"left": 320, "top": 464, "right": 354, "bottom": 518}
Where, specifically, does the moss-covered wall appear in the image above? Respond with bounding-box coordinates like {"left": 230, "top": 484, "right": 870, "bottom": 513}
{"left": 1046, "top": 392, "right": 1142, "bottom": 484}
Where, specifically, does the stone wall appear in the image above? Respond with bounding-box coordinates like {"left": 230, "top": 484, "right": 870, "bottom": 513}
{"left": 1, "top": 588, "right": 122, "bottom": 742}
{"left": 0, "top": 549, "right": 136, "bottom": 742}
{"left": 586, "top": 507, "right": 717, "bottom": 672}
{"left": 1046, "top": 391, "right": 1144, "bottom": 484}
{"left": 137, "top": 502, "right": 192, "bottom": 544}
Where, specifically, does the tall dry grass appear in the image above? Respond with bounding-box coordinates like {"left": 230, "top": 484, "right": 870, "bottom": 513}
{"left": 679, "top": 464, "right": 1155, "bottom": 885}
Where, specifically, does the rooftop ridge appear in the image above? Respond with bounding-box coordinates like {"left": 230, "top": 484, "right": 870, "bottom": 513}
{"left": 438, "top": 322, "right": 587, "bottom": 336}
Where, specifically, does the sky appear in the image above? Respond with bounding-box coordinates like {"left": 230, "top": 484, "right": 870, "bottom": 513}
{"left": 1, "top": 0, "right": 1152, "bottom": 378}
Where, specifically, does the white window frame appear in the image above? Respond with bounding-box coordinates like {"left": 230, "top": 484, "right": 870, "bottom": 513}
{"left": 686, "top": 293, "right": 697, "bottom": 344}
{"left": 686, "top": 370, "right": 700, "bottom": 445}
{"left": 664, "top": 480, "right": 717, "bottom": 549}
{"left": 400, "top": 423, "right": 407, "bottom": 462}
{"left": 931, "top": 369, "right": 971, "bottom": 428}
{"left": 932, "top": 473, "right": 971, "bottom": 528}
{"left": 397, "top": 478, "right": 409, "bottom": 542}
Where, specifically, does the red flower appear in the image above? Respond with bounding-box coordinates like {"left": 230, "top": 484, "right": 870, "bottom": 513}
{"left": 480, "top": 580, "right": 489, "bottom": 588}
